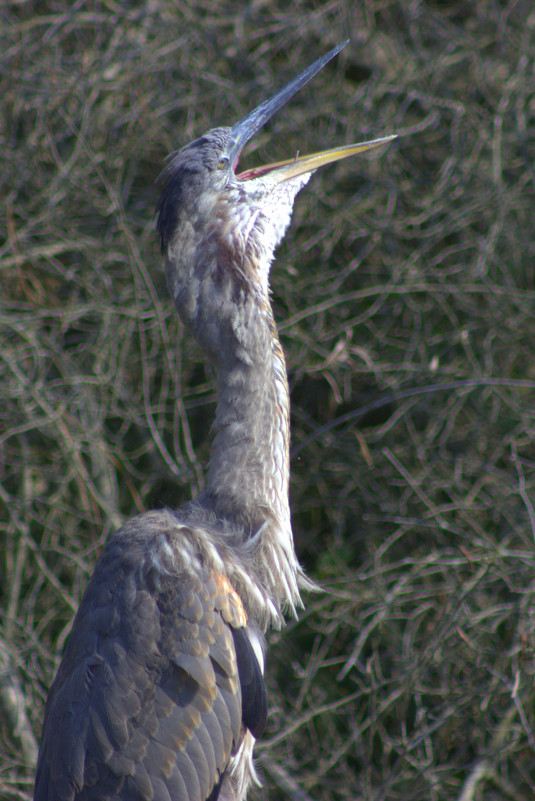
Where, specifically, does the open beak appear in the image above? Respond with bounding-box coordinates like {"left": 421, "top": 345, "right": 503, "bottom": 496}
{"left": 236, "top": 136, "right": 397, "bottom": 182}
{"left": 228, "top": 42, "right": 396, "bottom": 182}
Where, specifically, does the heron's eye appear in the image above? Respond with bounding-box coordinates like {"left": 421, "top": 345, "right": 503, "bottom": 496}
{"left": 218, "top": 156, "right": 229, "bottom": 170}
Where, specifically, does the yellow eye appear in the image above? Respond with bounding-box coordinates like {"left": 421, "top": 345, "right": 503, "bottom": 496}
{"left": 218, "top": 156, "right": 229, "bottom": 170}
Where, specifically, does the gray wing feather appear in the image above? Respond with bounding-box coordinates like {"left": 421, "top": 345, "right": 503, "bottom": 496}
{"left": 34, "top": 524, "right": 255, "bottom": 801}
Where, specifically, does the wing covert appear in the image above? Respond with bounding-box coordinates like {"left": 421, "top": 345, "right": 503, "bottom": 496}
{"left": 35, "top": 522, "right": 265, "bottom": 801}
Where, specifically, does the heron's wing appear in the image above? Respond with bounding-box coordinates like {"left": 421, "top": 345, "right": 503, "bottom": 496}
{"left": 34, "top": 522, "right": 266, "bottom": 801}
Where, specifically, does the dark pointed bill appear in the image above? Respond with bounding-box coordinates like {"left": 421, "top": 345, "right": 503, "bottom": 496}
{"left": 228, "top": 42, "right": 397, "bottom": 182}
{"left": 228, "top": 41, "right": 350, "bottom": 162}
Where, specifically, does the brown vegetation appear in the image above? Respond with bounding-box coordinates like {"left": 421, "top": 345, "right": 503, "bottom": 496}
{"left": 1, "top": 1, "right": 534, "bottom": 799}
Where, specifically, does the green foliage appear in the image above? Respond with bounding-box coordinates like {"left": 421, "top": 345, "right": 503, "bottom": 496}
{"left": 1, "top": 1, "right": 534, "bottom": 799}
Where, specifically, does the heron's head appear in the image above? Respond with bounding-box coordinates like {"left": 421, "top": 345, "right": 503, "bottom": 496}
{"left": 157, "top": 43, "right": 395, "bottom": 313}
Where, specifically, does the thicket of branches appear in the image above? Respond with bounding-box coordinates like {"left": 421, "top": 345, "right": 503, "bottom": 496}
{"left": 1, "top": 1, "right": 534, "bottom": 799}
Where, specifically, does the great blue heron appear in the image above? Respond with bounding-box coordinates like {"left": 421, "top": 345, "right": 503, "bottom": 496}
{"left": 34, "top": 42, "right": 395, "bottom": 801}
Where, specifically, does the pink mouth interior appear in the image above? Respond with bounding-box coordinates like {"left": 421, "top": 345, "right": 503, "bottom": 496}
{"left": 236, "top": 164, "right": 277, "bottom": 181}
{"left": 233, "top": 146, "right": 283, "bottom": 181}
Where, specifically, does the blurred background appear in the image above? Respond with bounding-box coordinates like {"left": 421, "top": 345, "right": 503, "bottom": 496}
{"left": 1, "top": 1, "right": 535, "bottom": 799}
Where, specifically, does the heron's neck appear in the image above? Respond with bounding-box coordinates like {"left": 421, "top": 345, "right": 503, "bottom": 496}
{"left": 203, "top": 309, "right": 290, "bottom": 531}
{"left": 199, "top": 300, "right": 311, "bottom": 620}
{"left": 164, "top": 210, "right": 315, "bottom": 620}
